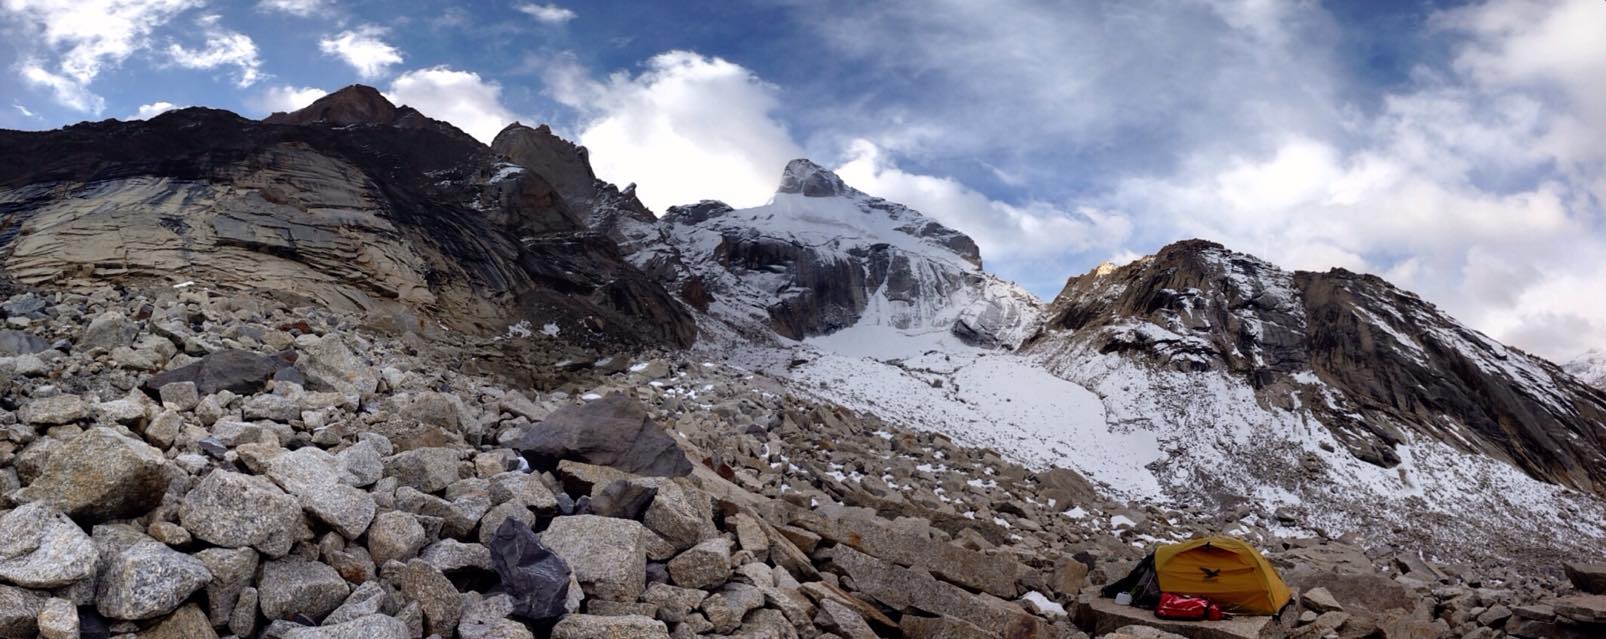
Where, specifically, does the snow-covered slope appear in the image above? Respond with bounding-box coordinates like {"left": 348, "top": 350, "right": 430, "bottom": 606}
{"left": 1567, "top": 348, "right": 1606, "bottom": 391}
{"left": 663, "top": 160, "right": 1041, "bottom": 349}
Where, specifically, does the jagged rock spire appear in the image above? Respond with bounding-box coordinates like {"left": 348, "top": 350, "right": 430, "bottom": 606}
{"left": 776, "top": 158, "right": 854, "bottom": 197}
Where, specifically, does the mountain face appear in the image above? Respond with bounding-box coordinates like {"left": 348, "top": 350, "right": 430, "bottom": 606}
{"left": 1567, "top": 349, "right": 1606, "bottom": 391}
{"left": 0, "top": 86, "right": 695, "bottom": 348}
{"left": 662, "top": 159, "right": 1040, "bottom": 348}
{"left": 1026, "top": 240, "right": 1606, "bottom": 495}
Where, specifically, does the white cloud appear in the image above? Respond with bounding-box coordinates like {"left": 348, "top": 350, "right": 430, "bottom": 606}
{"left": 18, "top": 61, "right": 105, "bottom": 113}
{"left": 166, "top": 14, "right": 262, "bottom": 87}
{"left": 386, "top": 67, "right": 517, "bottom": 144}
{"left": 257, "top": 0, "right": 328, "bottom": 16}
{"left": 251, "top": 84, "right": 326, "bottom": 115}
{"left": 1, "top": 0, "right": 202, "bottom": 112}
{"left": 836, "top": 139, "right": 1130, "bottom": 283}
{"left": 545, "top": 50, "right": 804, "bottom": 211}
{"left": 128, "top": 100, "right": 179, "bottom": 119}
{"left": 319, "top": 25, "right": 403, "bottom": 79}
{"left": 516, "top": 3, "right": 575, "bottom": 24}
{"left": 12, "top": 102, "right": 37, "bottom": 117}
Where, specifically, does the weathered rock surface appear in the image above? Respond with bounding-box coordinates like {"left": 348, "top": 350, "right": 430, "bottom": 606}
{"left": 179, "top": 470, "right": 304, "bottom": 556}
{"left": 0, "top": 502, "right": 96, "bottom": 588}
{"left": 19, "top": 426, "right": 170, "bottom": 522}
{"left": 96, "top": 541, "right": 212, "bottom": 620}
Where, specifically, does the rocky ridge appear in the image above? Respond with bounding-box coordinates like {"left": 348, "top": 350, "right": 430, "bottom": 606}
{"left": 0, "top": 85, "right": 696, "bottom": 350}
{"left": 2, "top": 285, "right": 1604, "bottom": 638}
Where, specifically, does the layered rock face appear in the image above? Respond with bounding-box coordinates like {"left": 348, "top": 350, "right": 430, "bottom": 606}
{"left": 0, "top": 86, "right": 695, "bottom": 349}
{"left": 1027, "top": 239, "right": 1606, "bottom": 495}
{"left": 663, "top": 160, "right": 1040, "bottom": 347}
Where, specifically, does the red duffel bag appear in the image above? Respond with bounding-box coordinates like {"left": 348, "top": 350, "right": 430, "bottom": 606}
{"left": 1155, "top": 593, "right": 1223, "bottom": 620}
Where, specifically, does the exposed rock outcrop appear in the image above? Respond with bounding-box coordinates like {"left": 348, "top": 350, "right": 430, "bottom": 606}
{"left": 0, "top": 85, "right": 694, "bottom": 349}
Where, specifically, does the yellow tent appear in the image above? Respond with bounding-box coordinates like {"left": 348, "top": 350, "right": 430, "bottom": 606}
{"left": 1154, "top": 536, "right": 1291, "bottom": 615}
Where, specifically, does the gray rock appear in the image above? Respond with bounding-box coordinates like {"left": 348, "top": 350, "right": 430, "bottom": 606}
{"left": 541, "top": 515, "right": 647, "bottom": 601}
{"left": 80, "top": 311, "right": 138, "bottom": 350}
{"left": 667, "top": 537, "right": 733, "bottom": 590}
{"left": 642, "top": 479, "right": 716, "bottom": 551}
{"left": 244, "top": 393, "right": 301, "bottom": 421}
{"left": 157, "top": 381, "right": 200, "bottom": 411}
{"left": 0, "top": 584, "right": 45, "bottom": 637}
{"left": 506, "top": 393, "right": 692, "bottom": 477}
{"left": 0, "top": 329, "right": 50, "bottom": 356}
{"left": 36, "top": 597, "right": 78, "bottom": 639}
{"left": 701, "top": 582, "right": 764, "bottom": 634}
{"left": 1564, "top": 562, "right": 1606, "bottom": 595}
{"left": 195, "top": 547, "right": 259, "bottom": 626}
{"left": 95, "top": 541, "right": 212, "bottom": 620}
{"left": 816, "top": 597, "right": 877, "bottom": 639}
{"left": 487, "top": 471, "right": 559, "bottom": 512}
{"left": 136, "top": 603, "right": 217, "bottom": 639}
{"left": 299, "top": 335, "right": 379, "bottom": 400}
{"left": 383, "top": 447, "right": 463, "bottom": 494}
{"left": 143, "top": 349, "right": 289, "bottom": 396}
{"left": 18, "top": 395, "right": 88, "bottom": 425}
{"left": 641, "top": 583, "right": 709, "bottom": 623}
{"left": 336, "top": 440, "right": 384, "bottom": 487}
{"left": 230, "top": 587, "right": 259, "bottom": 637}
{"left": 18, "top": 426, "right": 170, "bottom": 523}
{"left": 367, "top": 510, "right": 427, "bottom": 566}
{"left": 398, "top": 559, "right": 463, "bottom": 637}
{"left": 550, "top": 614, "right": 670, "bottom": 639}
{"left": 324, "top": 581, "right": 387, "bottom": 625}
{"left": 0, "top": 502, "right": 96, "bottom": 588}
{"left": 282, "top": 614, "right": 411, "bottom": 639}
{"left": 180, "top": 469, "right": 304, "bottom": 557}
{"left": 1301, "top": 586, "right": 1343, "bottom": 613}
{"left": 421, "top": 539, "right": 493, "bottom": 573}
{"left": 259, "top": 558, "right": 350, "bottom": 620}
{"left": 822, "top": 545, "right": 1048, "bottom": 636}
{"left": 268, "top": 447, "right": 376, "bottom": 539}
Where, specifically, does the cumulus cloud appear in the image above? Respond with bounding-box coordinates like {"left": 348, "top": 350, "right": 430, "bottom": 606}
{"left": 128, "top": 100, "right": 179, "bottom": 119}
{"left": 545, "top": 51, "right": 804, "bottom": 211}
{"left": 516, "top": 3, "right": 575, "bottom": 24}
{"left": 319, "top": 25, "right": 403, "bottom": 79}
{"left": 251, "top": 84, "right": 326, "bottom": 115}
{"left": 386, "top": 67, "right": 518, "bottom": 144}
{"left": 166, "top": 14, "right": 262, "bottom": 87}
{"left": 1, "top": 0, "right": 202, "bottom": 112}
{"left": 257, "top": 0, "right": 328, "bottom": 16}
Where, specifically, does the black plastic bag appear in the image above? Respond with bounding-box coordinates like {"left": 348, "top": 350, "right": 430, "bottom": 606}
{"left": 488, "top": 517, "right": 573, "bottom": 620}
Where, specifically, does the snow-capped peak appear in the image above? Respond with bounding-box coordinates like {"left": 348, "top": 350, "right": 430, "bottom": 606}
{"left": 777, "top": 158, "right": 855, "bottom": 198}
{"left": 1566, "top": 348, "right": 1606, "bottom": 390}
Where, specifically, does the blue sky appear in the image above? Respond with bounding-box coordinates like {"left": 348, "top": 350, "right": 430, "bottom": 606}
{"left": 3, "top": 0, "right": 1605, "bottom": 362}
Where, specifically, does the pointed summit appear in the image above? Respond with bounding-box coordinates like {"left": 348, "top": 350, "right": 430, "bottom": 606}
{"left": 776, "top": 158, "right": 854, "bottom": 197}
{"left": 262, "top": 84, "right": 398, "bottom": 126}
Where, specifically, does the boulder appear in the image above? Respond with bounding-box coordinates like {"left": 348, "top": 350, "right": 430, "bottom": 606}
{"left": 816, "top": 597, "right": 878, "bottom": 639}
{"left": 550, "top": 614, "right": 670, "bottom": 639}
{"left": 367, "top": 511, "right": 427, "bottom": 566}
{"left": 487, "top": 517, "right": 572, "bottom": 621}
{"left": 822, "top": 545, "right": 1049, "bottom": 636}
{"left": 0, "top": 584, "right": 45, "bottom": 637}
{"left": 1074, "top": 591, "right": 1281, "bottom": 639}
{"left": 1564, "top": 562, "right": 1606, "bottom": 595}
{"left": 1552, "top": 594, "right": 1606, "bottom": 624}
{"left": 0, "top": 329, "right": 49, "bottom": 356}
{"left": 701, "top": 582, "right": 766, "bottom": 633}
{"left": 136, "top": 603, "right": 217, "bottom": 639}
{"left": 299, "top": 335, "right": 379, "bottom": 399}
{"left": 667, "top": 537, "right": 733, "bottom": 590}
{"left": 96, "top": 541, "right": 212, "bottom": 620}
{"left": 900, "top": 614, "right": 996, "bottom": 639}
{"left": 80, "top": 311, "right": 138, "bottom": 350}
{"left": 541, "top": 515, "right": 647, "bottom": 601}
{"left": 282, "top": 614, "right": 411, "bottom": 639}
{"left": 0, "top": 502, "right": 96, "bottom": 588}
{"left": 507, "top": 393, "right": 693, "bottom": 477}
{"left": 1301, "top": 586, "right": 1343, "bottom": 613}
{"left": 397, "top": 559, "right": 463, "bottom": 637}
{"left": 18, "top": 395, "right": 88, "bottom": 425}
{"left": 267, "top": 447, "right": 376, "bottom": 539}
{"left": 19, "top": 426, "right": 170, "bottom": 523}
{"left": 36, "top": 597, "right": 78, "bottom": 639}
{"left": 180, "top": 470, "right": 305, "bottom": 557}
{"left": 642, "top": 480, "right": 717, "bottom": 550}
{"left": 259, "top": 558, "right": 350, "bottom": 620}
{"left": 195, "top": 547, "right": 259, "bottom": 627}
{"left": 142, "top": 349, "right": 290, "bottom": 396}
{"left": 383, "top": 447, "right": 463, "bottom": 494}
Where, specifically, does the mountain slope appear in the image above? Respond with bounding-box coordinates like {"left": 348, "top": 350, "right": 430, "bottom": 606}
{"left": 1567, "top": 348, "right": 1606, "bottom": 391}
{"left": 1026, "top": 239, "right": 1606, "bottom": 495}
{"left": 664, "top": 159, "right": 1040, "bottom": 348}
{"left": 0, "top": 86, "right": 695, "bottom": 349}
